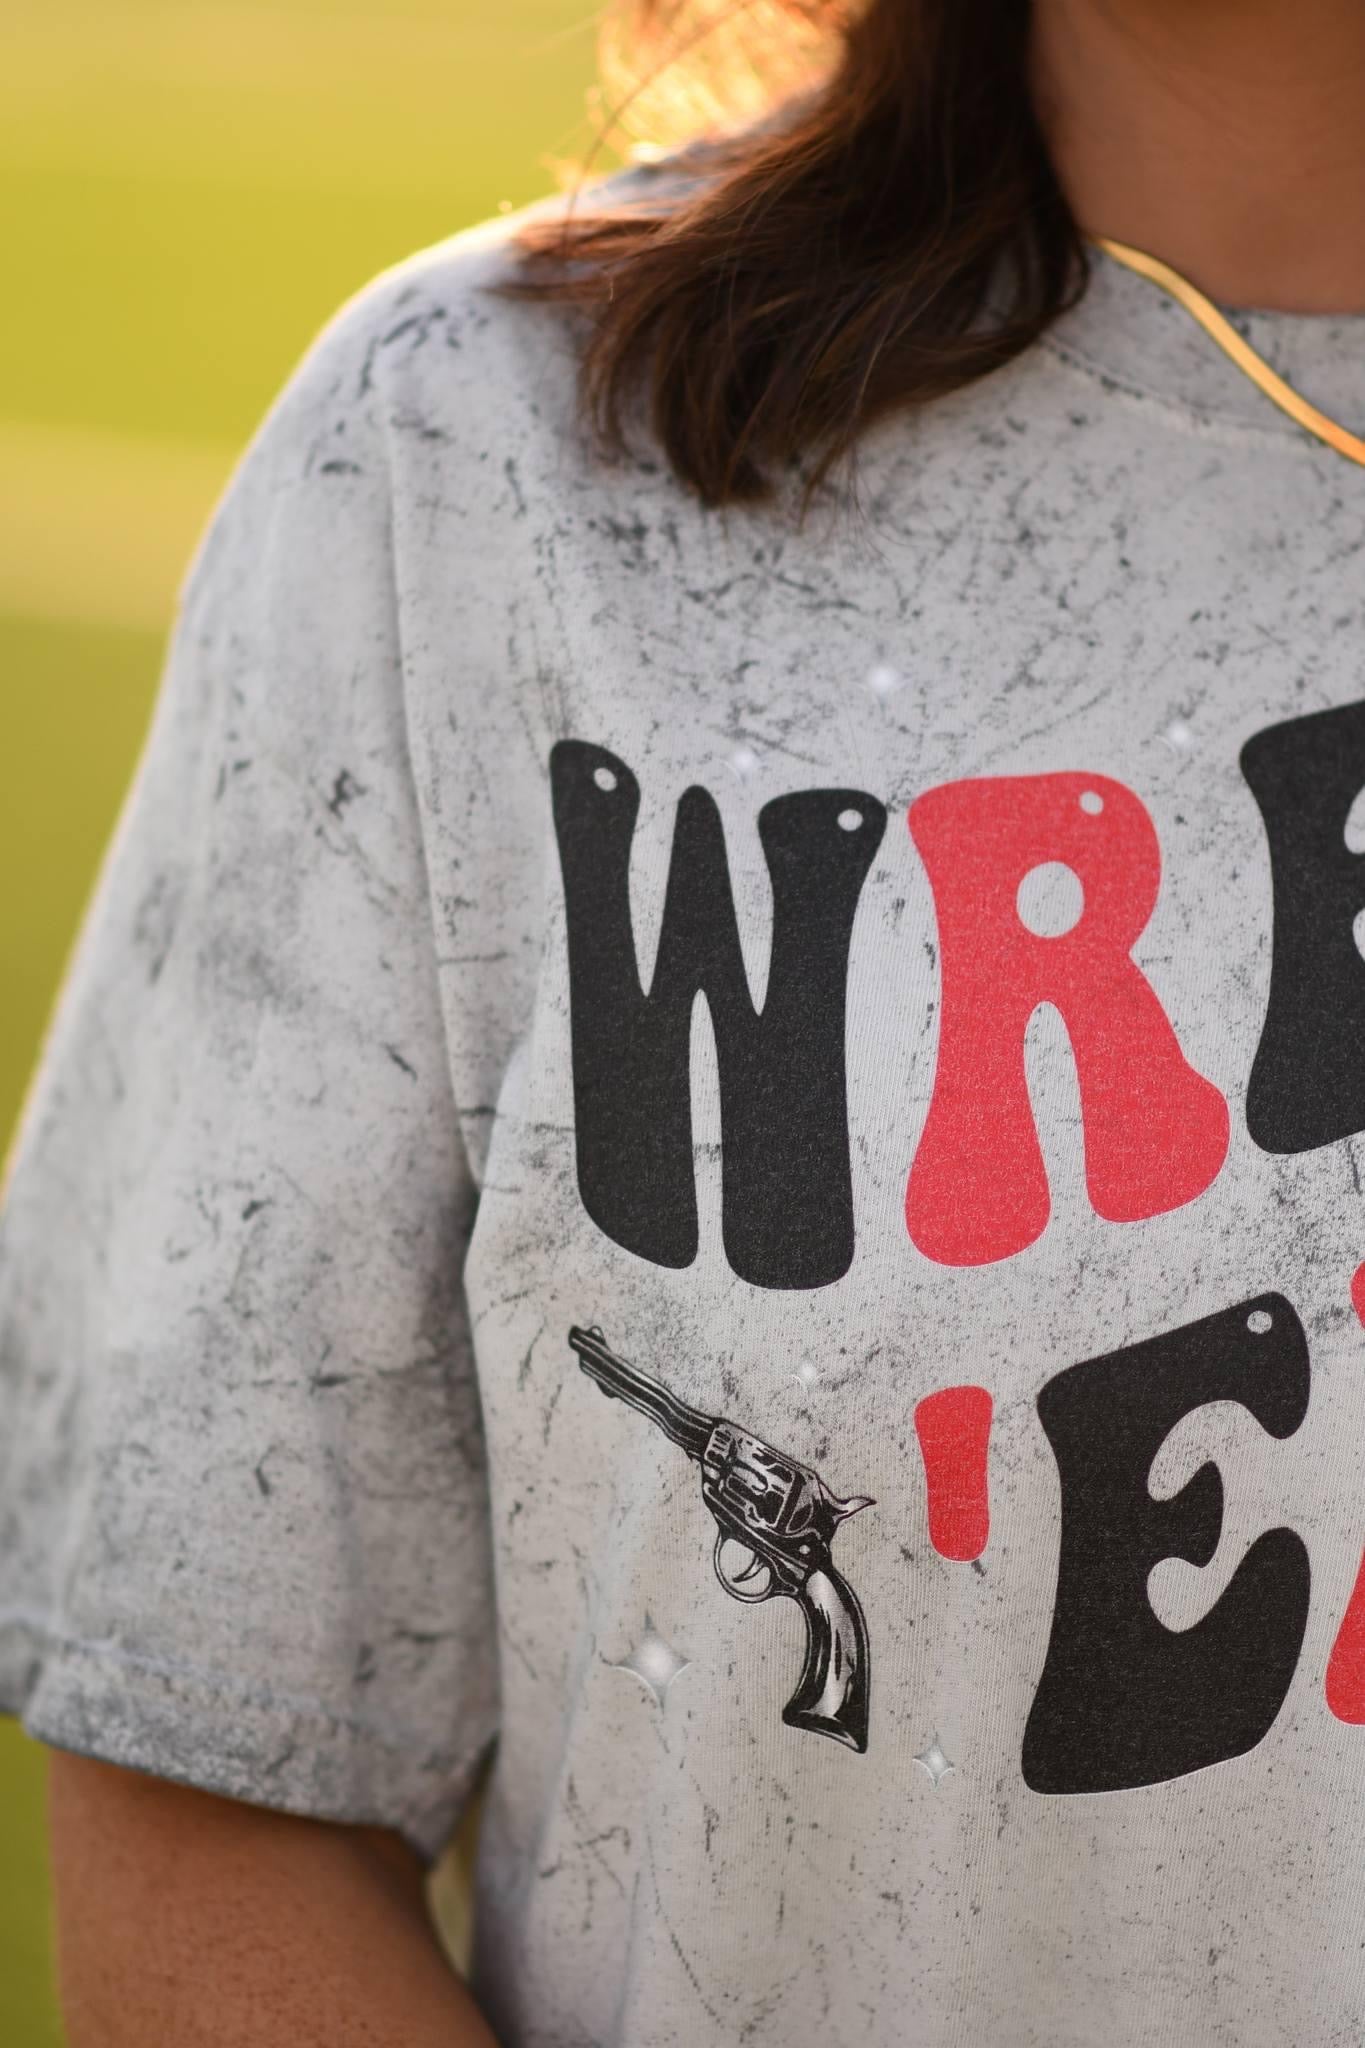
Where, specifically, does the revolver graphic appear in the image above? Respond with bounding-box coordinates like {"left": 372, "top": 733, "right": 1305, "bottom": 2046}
{"left": 568, "top": 1325, "right": 874, "bottom": 1752}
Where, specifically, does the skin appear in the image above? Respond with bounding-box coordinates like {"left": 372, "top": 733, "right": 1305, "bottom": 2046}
{"left": 44, "top": 8, "right": 1365, "bottom": 2043}
{"left": 46, "top": 1752, "right": 499, "bottom": 2046}
{"left": 1032, "top": 0, "right": 1365, "bottom": 311}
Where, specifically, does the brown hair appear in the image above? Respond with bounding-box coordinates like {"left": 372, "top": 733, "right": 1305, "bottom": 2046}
{"left": 508, "top": 0, "right": 1088, "bottom": 506}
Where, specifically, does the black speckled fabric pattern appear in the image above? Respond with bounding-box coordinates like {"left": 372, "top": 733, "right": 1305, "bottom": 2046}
{"left": 5, "top": 172, "right": 1365, "bottom": 2045}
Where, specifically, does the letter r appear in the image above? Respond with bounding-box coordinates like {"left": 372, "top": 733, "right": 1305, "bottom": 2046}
{"left": 906, "top": 773, "right": 1229, "bottom": 1266}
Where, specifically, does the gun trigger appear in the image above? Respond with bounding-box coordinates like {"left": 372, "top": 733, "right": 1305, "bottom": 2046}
{"left": 713, "top": 1529, "right": 771, "bottom": 1603}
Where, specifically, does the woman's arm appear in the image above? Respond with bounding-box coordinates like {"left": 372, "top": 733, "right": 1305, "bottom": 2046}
{"left": 46, "top": 1751, "right": 499, "bottom": 2047}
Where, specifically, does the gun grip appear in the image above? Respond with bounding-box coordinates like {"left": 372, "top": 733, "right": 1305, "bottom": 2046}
{"left": 783, "top": 1564, "right": 870, "bottom": 1753}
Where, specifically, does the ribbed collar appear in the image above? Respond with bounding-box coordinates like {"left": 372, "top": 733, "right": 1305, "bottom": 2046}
{"left": 1042, "top": 243, "right": 1365, "bottom": 445}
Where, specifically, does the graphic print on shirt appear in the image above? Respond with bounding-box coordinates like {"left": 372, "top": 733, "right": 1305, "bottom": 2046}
{"left": 1241, "top": 700, "right": 1365, "bottom": 1154}
{"left": 907, "top": 774, "right": 1230, "bottom": 1265}
{"left": 546, "top": 733, "right": 1365, "bottom": 1797}
{"left": 1024, "top": 1292, "right": 1312, "bottom": 1793}
{"left": 549, "top": 739, "right": 886, "bottom": 1290}
{"left": 568, "top": 1324, "right": 875, "bottom": 1752}
{"left": 551, "top": 739, "right": 1229, "bottom": 1287}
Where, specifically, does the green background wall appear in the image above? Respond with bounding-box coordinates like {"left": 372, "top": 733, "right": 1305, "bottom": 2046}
{"left": 0, "top": 3, "right": 597, "bottom": 2034}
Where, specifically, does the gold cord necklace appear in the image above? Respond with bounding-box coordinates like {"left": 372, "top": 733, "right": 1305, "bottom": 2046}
{"left": 1092, "top": 235, "right": 1365, "bottom": 469}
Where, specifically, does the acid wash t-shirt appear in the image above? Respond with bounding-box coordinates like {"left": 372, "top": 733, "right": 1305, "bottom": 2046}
{"left": 6, "top": 171, "right": 1365, "bottom": 2048}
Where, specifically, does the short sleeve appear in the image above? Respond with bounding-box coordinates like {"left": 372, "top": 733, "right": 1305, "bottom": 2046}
{"left": 0, "top": 285, "right": 498, "bottom": 1867}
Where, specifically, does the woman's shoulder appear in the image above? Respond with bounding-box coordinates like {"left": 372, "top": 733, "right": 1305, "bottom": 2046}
{"left": 184, "top": 160, "right": 695, "bottom": 606}
{"left": 287, "top": 157, "right": 693, "bottom": 459}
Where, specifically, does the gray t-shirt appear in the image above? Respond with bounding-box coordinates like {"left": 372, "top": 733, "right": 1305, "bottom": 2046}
{"left": 6, "top": 169, "right": 1365, "bottom": 2046}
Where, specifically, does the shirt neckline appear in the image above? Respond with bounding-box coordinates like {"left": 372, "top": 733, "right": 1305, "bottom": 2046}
{"left": 1041, "top": 243, "right": 1365, "bottom": 445}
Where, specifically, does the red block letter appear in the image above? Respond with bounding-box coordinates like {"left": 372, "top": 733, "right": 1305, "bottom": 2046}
{"left": 907, "top": 773, "right": 1229, "bottom": 1266}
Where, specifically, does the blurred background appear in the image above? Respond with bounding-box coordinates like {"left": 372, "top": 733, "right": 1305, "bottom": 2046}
{"left": 1, "top": 0, "right": 602, "bottom": 2034}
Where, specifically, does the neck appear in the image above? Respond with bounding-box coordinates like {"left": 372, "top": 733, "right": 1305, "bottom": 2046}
{"left": 1030, "top": 0, "right": 1365, "bottom": 312}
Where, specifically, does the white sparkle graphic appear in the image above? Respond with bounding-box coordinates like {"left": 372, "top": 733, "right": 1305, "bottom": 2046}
{"left": 914, "top": 1735, "right": 956, "bottom": 1787}
{"left": 729, "top": 745, "right": 760, "bottom": 782}
{"left": 792, "top": 1360, "right": 820, "bottom": 1390}
{"left": 867, "top": 662, "right": 902, "bottom": 698}
{"left": 613, "top": 1620, "right": 691, "bottom": 1706}
{"left": 1163, "top": 718, "right": 1194, "bottom": 753}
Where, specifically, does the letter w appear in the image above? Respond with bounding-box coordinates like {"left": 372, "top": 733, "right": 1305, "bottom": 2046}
{"left": 550, "top": 740, "right": 886, "bottom": 1290}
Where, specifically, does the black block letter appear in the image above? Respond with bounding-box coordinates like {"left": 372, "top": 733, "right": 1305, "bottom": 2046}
{"left": 550, "top": 739, "right": 885, "bottom": 1289}
{"left": 1023, "top": 1293, "right": 1311, "bottom": 1794}
{"left": 1242, "top": 700, "right": 1365, "bottom": 1152}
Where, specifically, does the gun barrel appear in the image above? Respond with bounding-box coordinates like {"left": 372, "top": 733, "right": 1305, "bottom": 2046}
{"left": 568, "top": 1326, "right": 715, "bottom": 1460}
